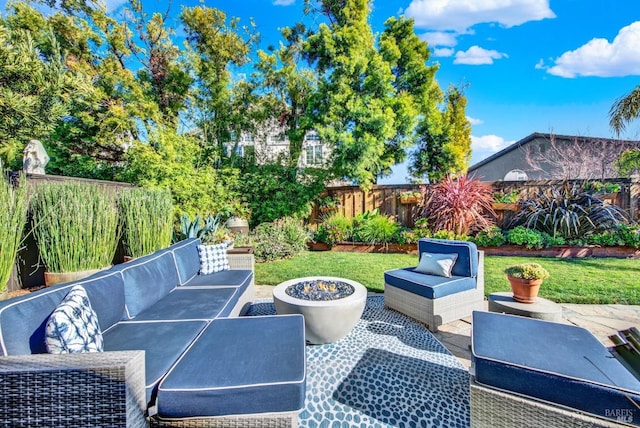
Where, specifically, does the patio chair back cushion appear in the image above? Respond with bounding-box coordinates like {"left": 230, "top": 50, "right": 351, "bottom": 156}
{"left": 0, "top": 270, "right": 125, "bottom": 355}
{"left": 115, "top": 250, "right": 179, "bottom": 319}
{"left": 418, "top": 239, "right": 478, "bottom": 278}
{"left": 171, "top": 238, "right": 201, "bottom": 285}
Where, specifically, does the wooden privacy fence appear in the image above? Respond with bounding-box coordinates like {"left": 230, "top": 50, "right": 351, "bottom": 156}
{"left": 314, "top": 178, "right": 640, "bottom": 228}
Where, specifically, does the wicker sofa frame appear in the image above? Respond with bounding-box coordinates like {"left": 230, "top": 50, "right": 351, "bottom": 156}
{"left": 470, "top": 376, "right": 631, "bottom": 428}
{"left": 384, "top": 247, "right": 485, "bottom": 332}
{"left": 0, "top": 249, "right": 302, "bottom": 428}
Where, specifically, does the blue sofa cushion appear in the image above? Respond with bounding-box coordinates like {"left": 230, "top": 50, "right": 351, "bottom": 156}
{"left": 116, "top": 250, "right": 180, "bottom": 319}
{"left": 472, "top": 311, "right": 640, "bottom": 426}
{"left": 45, "top": 285, "right": 103, "bottom": 354}
{"left": 0, "top": 271, "right": 125, "bottom": 355}
{"left": 103, "top": 320, "right": 207, "bottom": 403}
{"left": 181, "top": 269, "right": 253, "bottom": 289}
{"left": 170, "top": 238, "right": 201, "bottom": 285}
{"left": 132, "top": 288, "right": 238, "bottom": 321}
{"left": 384, "top": 268, "right": 476, "bottom": 299}
{"left": 156, "top": 315, "right": 306, "bottom": 418}
{"left": 418, "top": 239, "right": 478, "bottom": 278}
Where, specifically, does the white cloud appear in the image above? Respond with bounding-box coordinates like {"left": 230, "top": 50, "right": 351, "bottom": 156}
{"left": 471, "top": 134, "right": 515, "bottom": 165}
{"left": 405, "top": 0, "right": 555, "bottom": 33}
{"left": 472, "top": 135, "right": 513, "bottom": 153}
{"left": 454, "top": 46, "right": 508, "bottom": 65}
{"left": 467, "top": 116, "right": 484, "bottom": 125}
{"left": 434, "top": 48, "right": 455, "bottom": 57}
{"left": 273, "top": 0, "right": 296, "bottom": 5}
{"left": 420, "top": 31, "right": 458, "bottom": 48}
{"left": 546, "top": 21, "right": 640, "bottom": 78}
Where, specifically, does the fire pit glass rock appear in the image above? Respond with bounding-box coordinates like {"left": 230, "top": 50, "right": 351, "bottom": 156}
{"left": 285, "top": 279, "right": 354, "bottom": 301}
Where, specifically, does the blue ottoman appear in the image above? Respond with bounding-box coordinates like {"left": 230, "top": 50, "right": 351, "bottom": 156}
{"left": 155, "top": 315, "right": 306, "bottom": 421}
{"left": 471, "top": 311, "right": 640, "bottom": 426}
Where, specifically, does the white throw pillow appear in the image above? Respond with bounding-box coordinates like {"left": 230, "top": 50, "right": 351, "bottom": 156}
{"left": 45, "top": 285, "right": 103, "bottom": 354}
{"left": 198, "top": 243, "right": 230, "bottom": 275}
{"left": 414, "top": 252, "right": 458, "bottom": 278}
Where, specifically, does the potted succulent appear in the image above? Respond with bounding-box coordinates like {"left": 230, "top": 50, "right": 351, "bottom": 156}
{"left": 399, "top": 190, "right": 422, "bottom": 204}
{"left": 504, "top": 262, "right": 550, "bottom": 303}
{"left": 492, "top": 190, "right": 520, "bottom": 211}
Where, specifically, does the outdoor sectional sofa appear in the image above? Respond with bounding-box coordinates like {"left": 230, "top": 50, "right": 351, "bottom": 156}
{"left": 0, "top": 238, "right": 306, "bottom": 427}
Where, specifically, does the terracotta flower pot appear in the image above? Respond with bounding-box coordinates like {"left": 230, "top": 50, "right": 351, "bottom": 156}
{"left": 44, "top": 267, "right": 111, "bottom": 287}
{"left": 507, "top": 276, "right": 543, "bottom": 304}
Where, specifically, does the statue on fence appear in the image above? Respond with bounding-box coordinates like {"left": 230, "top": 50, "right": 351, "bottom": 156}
{"left": 23, "top": 139, "right": 49, "bottom": 174}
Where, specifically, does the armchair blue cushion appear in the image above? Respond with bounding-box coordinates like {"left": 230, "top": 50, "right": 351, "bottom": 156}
{"left": 384, "top": 238, "right": 484, "bottom": 332}
{"left": 418, "top": 239, "right": 478, "bottom": 278}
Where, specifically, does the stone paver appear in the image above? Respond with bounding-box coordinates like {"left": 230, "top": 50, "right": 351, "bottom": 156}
{"left": 253, "top": 285, "right": 640, "bottom": 370}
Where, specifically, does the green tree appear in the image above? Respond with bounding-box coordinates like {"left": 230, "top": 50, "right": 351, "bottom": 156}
{"left": 0, "top": 20, "right": 68, "bottom": 165}
{"left": 610, "top": 85, "right": 640, "bottom": 136}
{"left": 181, "top": 6, "right": 258, "bottom": 163}
{"left": 303, "top": 0, "right": 412, "bottom": 190}
{"left": 410, "top": 85, "right": 472, "bottom": 182}
{"left": 617, "top": 148, "right": 640, "bottom": 177}
{"left": 253, "top": 23, "right": 316, "bottom": 166}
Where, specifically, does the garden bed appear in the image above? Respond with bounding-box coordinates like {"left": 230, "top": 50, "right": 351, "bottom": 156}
{"left": 308, "top": 242, "right": 640, "bottom": 258}
{"left": 479, "top": 245, "right": 640, "bottom": 259}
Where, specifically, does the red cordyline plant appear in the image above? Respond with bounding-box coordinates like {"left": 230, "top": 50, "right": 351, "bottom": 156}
{"left": 418, "top": 174, "right": 496, "bottom": 236}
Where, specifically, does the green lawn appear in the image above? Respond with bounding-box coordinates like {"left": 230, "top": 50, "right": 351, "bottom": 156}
{"left": 255, "top": 251, "right": 640, "bottom": 305}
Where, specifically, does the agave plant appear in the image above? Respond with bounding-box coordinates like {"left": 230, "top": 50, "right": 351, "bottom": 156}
{"left": 508, "top": 182, "right": 629, "bottom": 239}
{"left": 418, "top": 174, "right": 495, "bottom": 236}
{"left": 174, "top": 213, "right": 222, "bottom": 244}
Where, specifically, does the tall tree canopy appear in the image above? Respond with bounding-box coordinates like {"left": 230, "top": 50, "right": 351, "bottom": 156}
{"left": 610, "top": 84, "right": 640, "bottom": 137}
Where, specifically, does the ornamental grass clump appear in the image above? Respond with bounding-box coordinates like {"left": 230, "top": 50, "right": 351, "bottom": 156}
{"left": 31, "top": 182, "right": 120, "bottom": 273}
{"left": 119, "top": 188, "right": 174, "bottom": 258}
{"left": 0, "top": 174, "right": 29, "bottom": 293}
{"left": 504, "top": 263, "right": 550, "bottom": 280}
{"left": 419, "top": 174, "right": 495, "bottom": 236}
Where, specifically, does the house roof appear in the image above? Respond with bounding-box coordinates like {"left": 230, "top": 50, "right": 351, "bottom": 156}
{"left": 468, "top": 132, "right": 640, "bottom": 173}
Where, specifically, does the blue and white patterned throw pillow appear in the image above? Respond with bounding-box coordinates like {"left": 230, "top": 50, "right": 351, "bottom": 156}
{"left": 45, "top": 285, "right": 104, "bottom": 354}
{"left": 198, "top": 243, "right": 230, "bottom": 275}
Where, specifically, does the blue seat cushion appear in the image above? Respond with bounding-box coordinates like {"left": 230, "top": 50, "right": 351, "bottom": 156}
{"left": 384, "top": 268, "right": 476, "bottom": 299}
{"left": 103, "top": 320, "right": 207, "bottom": 404}
{"left": 115, "top": 250, "right": 180, "bottom": 319}
{"left": 131, "top": 288, "right": 238, "bottom": 321}
{"left": 156, "top": 315, "right": 306, "bottom": 418}
{"left": 418, "top": 239, "right": 478, "bottom": 278}
{"left": 170, "top": 238, "right": 201, "bottom": 285}
{"left": 181, "top": 269, "right": 253, "bottom": 289}
{"left": 472, "top": 311, "right": 640, "bottom": 425}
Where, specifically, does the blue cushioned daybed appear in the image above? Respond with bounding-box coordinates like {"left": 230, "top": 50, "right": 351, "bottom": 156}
{"left": 471, "top": 311, "right": 640, "bottom": 427}
{"left": 0, "top": 238, "right": 306, "bottom": 428}
{"left": 384, "top": 238, "right": 485, "bottom": 332}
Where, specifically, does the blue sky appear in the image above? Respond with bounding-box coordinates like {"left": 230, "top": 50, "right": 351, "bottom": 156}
{"left": 7, "top": 0, "right": 640, "bottom": 183}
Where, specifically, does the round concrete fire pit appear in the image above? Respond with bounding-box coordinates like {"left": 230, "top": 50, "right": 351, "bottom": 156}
{"left": 273, "top": 276, "right": 367, "bottom": 345}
